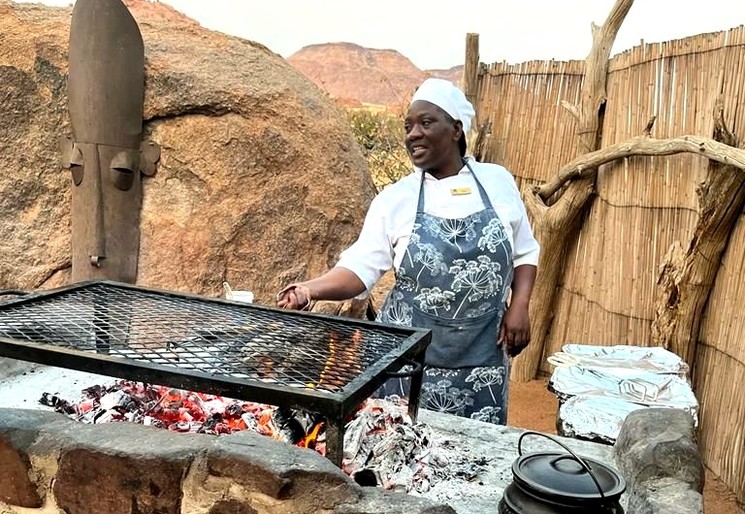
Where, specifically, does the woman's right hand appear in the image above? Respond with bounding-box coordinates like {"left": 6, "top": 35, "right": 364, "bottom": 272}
{"left": 276, "top": 268, "right": 367, "bottom": 310}
{"left": 276, "top": 283, "right": 312, "bottom": 310}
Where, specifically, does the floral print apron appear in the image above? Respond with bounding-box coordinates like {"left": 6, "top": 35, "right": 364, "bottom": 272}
{"left": 377, "top": 160, "right": 514, "bottom": 425}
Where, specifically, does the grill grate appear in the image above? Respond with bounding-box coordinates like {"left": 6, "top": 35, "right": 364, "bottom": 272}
{"left": 0, "top": 282, "right": 416, "bottom": 394}
{"left": 0, "top": 281, "right": 431, "bottom": 467}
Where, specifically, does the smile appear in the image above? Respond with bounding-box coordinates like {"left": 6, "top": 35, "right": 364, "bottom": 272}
{"left": 409, "top": 145, "right": 427, "bottom": 158}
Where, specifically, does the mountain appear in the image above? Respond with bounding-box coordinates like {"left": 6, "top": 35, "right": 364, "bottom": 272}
{"left": 427, "top": 66, "right": 464, "bottom": 85}
{"left": 288, "top": 42, "right": 463, "bottom": 109}
{"left": 124, "top": 3, "right": 464, "bottom": 109}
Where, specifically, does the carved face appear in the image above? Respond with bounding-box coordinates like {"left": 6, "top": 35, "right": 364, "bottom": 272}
{"left": 404, "top": 100, "right": 463, "bottom": 173}
{"left": 63, "top": 0, "right": 160, "bottom": 283}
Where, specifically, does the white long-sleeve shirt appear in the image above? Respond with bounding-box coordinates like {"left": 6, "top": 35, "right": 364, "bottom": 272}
{"left": 336, "top": 158, "right": 540, "bottom": 292}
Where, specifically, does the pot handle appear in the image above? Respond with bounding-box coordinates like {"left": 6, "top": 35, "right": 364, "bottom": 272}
{"left": 517, "top": 431, "right": 606, "bottom": 499}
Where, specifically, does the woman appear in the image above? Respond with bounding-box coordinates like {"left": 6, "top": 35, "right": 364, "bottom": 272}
{"left": 277, "top": 78, "right": 539, "bottom": 425}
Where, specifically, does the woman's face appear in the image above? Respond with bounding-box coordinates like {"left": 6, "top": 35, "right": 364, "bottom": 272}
{"left": 404, "top": 100, "right": 461, "bottom": 171}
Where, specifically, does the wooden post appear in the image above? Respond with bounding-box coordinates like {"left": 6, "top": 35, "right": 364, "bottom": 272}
{"left": 463, "top": 33, "right": 481, "bottom": 156}
{"left": 462, "top": 33, "right": 480, "bottom": 107}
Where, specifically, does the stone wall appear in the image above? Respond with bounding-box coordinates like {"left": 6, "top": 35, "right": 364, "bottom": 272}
{"left": 0, "top": 408, "right": 454, "bottom": 514}
{"left": 0, "top": 370, "right": 707, "bottom": 514}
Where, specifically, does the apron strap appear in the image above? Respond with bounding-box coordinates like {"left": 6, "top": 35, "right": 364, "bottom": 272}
{"left": 416, "top": 159, "right": 494, "bottom": 213}
{"left": 416, "top": 169, "right": 427, "bottom": 213}
{"left": 463, "top": 159, "right": 494, "bottom": 210}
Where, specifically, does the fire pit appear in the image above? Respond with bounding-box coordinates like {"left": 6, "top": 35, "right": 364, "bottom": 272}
{"left": 0, "top": 280, "right": 431, "bottom": 466}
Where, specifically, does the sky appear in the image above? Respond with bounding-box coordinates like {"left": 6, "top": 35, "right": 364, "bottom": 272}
{"left": 15, "top": 0, "right": 745, "bottom": 70}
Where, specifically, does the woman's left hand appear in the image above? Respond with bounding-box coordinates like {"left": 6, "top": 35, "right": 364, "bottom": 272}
{"left": 499, "top": 303, "right": 531, "bottom": 357}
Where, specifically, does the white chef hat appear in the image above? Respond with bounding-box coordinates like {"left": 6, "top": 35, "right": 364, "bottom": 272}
{"left": 410, "top": 78, "right": 476, "bottom": 134}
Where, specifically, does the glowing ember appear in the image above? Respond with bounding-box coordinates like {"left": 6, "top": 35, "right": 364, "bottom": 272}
{"left": 299, "top": 420, "right": 325, "bottom": 450}
{"left": 41, "top": 381, "right": 486, "bottom": 493}
{"left": 40, "top": 380, "right": 328, "bottom": 454}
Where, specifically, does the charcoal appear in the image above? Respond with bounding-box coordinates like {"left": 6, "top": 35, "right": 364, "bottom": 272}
{"left": 82, "top": 384, "right": 108, "bottom": 399}
{"left": 39, "top": 392, "right": 76, "bottom": 414}
{"left": 272, "top": 407, "right": 306, "bottom": 443}
{"left": 225, "top": 402, "right": 243, "bottom": 417}
{"left": 353, "top": 469, "right": 378, "bottom": 487}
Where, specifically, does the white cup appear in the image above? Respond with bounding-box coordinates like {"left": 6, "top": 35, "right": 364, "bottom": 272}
{"left": 228, "top": 290, "right": 254, "bottom": 304}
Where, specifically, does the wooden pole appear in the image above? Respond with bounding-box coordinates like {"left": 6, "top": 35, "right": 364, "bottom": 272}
{"left": 463, "top": 33, "right": 480, "bottom": 107}
{"left": 463, "top": 33, "right": 481, "bottom": 156}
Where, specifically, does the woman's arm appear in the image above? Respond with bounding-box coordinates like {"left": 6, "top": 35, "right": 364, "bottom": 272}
{"left": 277, "top": 267, "right": 367, "bottom": 310}
{"left": 499, "top": 264, "right": 537, "bottom": 357}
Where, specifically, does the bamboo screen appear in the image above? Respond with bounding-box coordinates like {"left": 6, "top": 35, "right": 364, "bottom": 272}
{"left": 472, "top": 26, "right": 745, "bottom": 502}
{"left": 693, "top": 26, "right": 745, "bottom": 503}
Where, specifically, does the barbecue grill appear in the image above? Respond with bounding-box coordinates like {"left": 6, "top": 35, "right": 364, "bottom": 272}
{"left": 0, "top": 280, "right": 431, "bottom": 466}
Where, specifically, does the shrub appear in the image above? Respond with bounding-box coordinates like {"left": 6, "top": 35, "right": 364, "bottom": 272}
{"left": 345, "top": 107, "right": 411, "bottom": 191}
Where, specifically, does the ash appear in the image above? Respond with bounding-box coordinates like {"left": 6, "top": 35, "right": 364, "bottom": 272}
{"left": 40, "top": 381, "right": 487, "bottom": 494}
{"left": 343, "top": 396, "right": 488, "bottom": 494}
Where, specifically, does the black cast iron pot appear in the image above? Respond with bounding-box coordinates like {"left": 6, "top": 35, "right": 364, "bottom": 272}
{"left": 499, "top": 431, "right": 626, "bottom": 514}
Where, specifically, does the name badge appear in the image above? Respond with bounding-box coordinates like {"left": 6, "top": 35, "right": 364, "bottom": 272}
{"left": 450, "top": 187, "right": 472, "bottom": 196}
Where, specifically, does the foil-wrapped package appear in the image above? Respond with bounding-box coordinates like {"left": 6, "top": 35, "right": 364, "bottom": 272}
{"left": 557, "top": 396, "right": 649, "bottom": 444}
{"left": 556, "top": 344, "right": 689, "bottom": 377}
{"left": 548, "top": 344, "right": 698, "bottom": 444}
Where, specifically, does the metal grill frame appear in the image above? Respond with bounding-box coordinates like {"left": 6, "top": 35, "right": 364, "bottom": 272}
{"left": 0, "top": 280, "right": 431, "bottom": 466}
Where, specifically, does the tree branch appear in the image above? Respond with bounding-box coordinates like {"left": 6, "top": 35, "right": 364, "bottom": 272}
{"left": 561, "top": 100, "right": 580, "bottom": 121}
{"left": 535, "top": 135, "right": 745, "bottom": 200}
{"left": 713, "top": 101, "right": 736, "bottom": 146}
{"left": 511, "top": 0, "right": 635, "bottom": 383}
{"left": 577, "top": 0, "right": 634, "bottom": 154}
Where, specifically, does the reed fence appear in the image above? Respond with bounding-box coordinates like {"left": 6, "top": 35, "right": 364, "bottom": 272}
{"left": 468, "top": 25, "right": 745, "bottom": 504}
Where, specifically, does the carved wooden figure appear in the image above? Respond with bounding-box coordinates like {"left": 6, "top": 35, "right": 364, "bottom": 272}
{"left": 61, "top": 0, "right": 159, "bottom": 283}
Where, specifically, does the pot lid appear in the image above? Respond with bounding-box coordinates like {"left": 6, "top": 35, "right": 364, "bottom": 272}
{"left": 513, "top": 452, "right": 626, "bottom": 501}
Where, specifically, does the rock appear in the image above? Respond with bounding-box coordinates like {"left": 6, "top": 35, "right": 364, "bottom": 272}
{"left": 0, "top": 438, "right": 42, "bottom": 508}
{"left": 625, "top": 477, "right": 703, "bottom": 514}
{"left": 25, "top": 418, "right": 205, "bottom": 514}
{"left": 0, "top": 358, "right": 38, "bottom": 381}
{"left": 54, "top": 448, "right": 186, "bottom": 514}
{"left": 0, "top": 410, "right": 75, "bottom": 509}
{"left": 211, "top": 429, "right": 360, "bottom": 510}
{"left": 614, "top": 408, "right": 703, "bottom": 491}
{"left": 0, "top": 0, "right": 374, "bottom": 305}
{"left": 208, "top": 500, "right": 259, "bottom": 514}
{"left": 614, "top": 408, "right": 704, "bottom": 514}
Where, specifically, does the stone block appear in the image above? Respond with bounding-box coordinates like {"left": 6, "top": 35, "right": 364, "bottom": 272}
{"left": 39, "top": 419, "right": 204, "bottom": 514}
{"left": 0, "top": 437, "right": 42, "bottom": 508}
{"left": 0, "top": 408, "right": 66, "bottom": 449}
{"left": 211, "top": 430, "right": 360, "bottom": 509}
{"left": 38, "top": 417, "right": 209, "bottom": 458}
{"left": 0, "top": 357, "right": 38, "bottom": 380}
{"left": 53, "top": 448, "right": 187, "bottom": 514}
{"left": 208, "top": 500, "right": 259, "bottom": 514}
{"left": 0, "top": 408, "right": 67, "bottom": 508}
{"left": 614, "top": 408, "right": 703, "bottom": 492}
{"left": 614, "top": 408, "right": 704, "bottom": 514}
